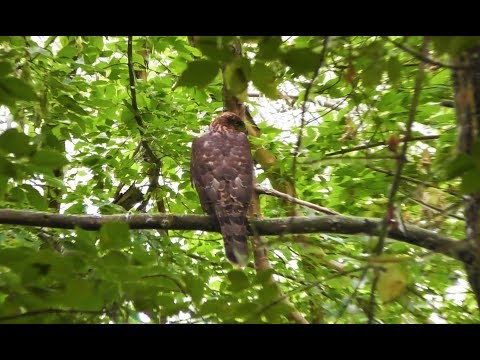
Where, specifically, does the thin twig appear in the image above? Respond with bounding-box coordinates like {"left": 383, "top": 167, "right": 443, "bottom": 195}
{"left": 401, "top": 191, "right": 465, "bottom": 221}
{"left": 292, "top": 37, "right": 330, "bottom": 181}
{"left": 30, "top": 36, "right": 57, "bottom": 62}
{"left": 0, "top": 308, "right": 104, "bottom": 322}
{"left": 335, "top": 267, "right": 370, "bottom": 323}
{"left": 127, "top": 36, "right": 157, "bottom": 163}
{"left": 304, "top": 90, "right": 354, "bottom": 126}
{"left": 321, "top": 135, "right": 439, "bottom": 158}
{"left": 306, "top": 155, "right": 399, "bottom": 163}
{"left": 367, "top": 269, "right": 380, "bottom": 324}
{"left": 141, "top": 273, "right": 207, "bottom": 322}
{"left": 431, "top": 202, "right": 464, "bottom": 221}
{"left": 375, "top": 37, "right": 429, "bottom": 254}
{"left": 368, "top": 37, "right": 430, "bottom": 324}
{"left": 142, "top": 273, "right": 187, "bottom": 294}
{"left": 383, "top": 36, "right": 465, "bottom": 70}
{"left": 366, "top": 165, "right": 461, "bottom": 198}
{"left": 408, "top": 286, "right": 448, "bottom": 320}
{"left": 251, "top": 266, "right": 368, "bottom": 321}
{"left": 255, "top": 185, "right": 339, "bottom": 215}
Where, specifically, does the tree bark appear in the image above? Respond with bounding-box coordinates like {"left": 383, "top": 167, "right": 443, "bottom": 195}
{"left": 452, "top": 45, "right": 480, "bottom": 309}
{"left": 0, "top": 209, "right": 466, "bottom": 261}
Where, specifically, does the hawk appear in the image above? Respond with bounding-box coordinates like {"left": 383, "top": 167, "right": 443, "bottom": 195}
{"left": 190, "top": 112, "right": 254, "bottom": 267}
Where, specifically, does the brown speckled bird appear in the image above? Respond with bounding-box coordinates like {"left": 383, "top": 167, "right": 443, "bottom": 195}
{"left": 190, "top": 112, "right": 254, "bottom": 267}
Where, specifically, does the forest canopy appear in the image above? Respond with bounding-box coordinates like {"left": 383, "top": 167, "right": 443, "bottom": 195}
{"left": 0, "top": 36, "right": 479, "bottom": 324}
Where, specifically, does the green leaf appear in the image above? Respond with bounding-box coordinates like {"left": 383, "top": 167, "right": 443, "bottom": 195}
{"left": 107, "top": 66, "right": 124, "bottom": 80}
{"left": 432, "top": 36, "right": 480, "bottom": 56}
{"left": 232, "top": 302, "right": 258, "bottom": 317}
{"left": 102, "top": 250, "right": 130, "bottom": 267}
{"left": 0, "top": 157, "right": 17, "bottom": 178}
{"left": 29, "top": 249, "right": 76, "bottom": 280}
{"left": 0, "top": 86, "right": 14, "bottom": 107}
{"left": 183, "top": 274, "right": 205, "bottom": 304}
{"left": 23, "top": 184, "right": 48, "bottom": 210}
{"left": 0, "top": 175, "right": 7, "bottom": 198}
{"left": 257, "top": 36, "right": 282, "bottom": 60}
{"left": 387, "top": 57, "right": 402, "bottom": 84}
{"left": 194, "top": 36, "right": 235, "bottom": 62}
{"left": 64, "top": 278, "right": 103, "bottom": 310}
{"left": 0, "top": 247, "right": 34, "bottom": 270}
{"left": 0, "top": 77, "right": 37, "bottom": 101}
{"left": 75, "top": 227, "right": 98, "bottom": 255}
{"left": 175, "top": 60, "right": 219, "bottom": 88}
{"left": 43, "top": 174, "right": 67, "bottom": 190}
{"left": 362, "top": 61, "right": 384, "bottom": 89}
{"left": 255, "top": 268, "right": 275, "bottom": 284}
{"left": 57, "top": 95, "right": 88, "bottom": 115}
{"left": 64, "top": 202, "right": 86, "bottom": 215}
{"left": 89, "top": 36, "right": 104, "bottom": 50}
{"left": 0, "top": 62, "right": 12, "bottom": 77}
{"left": 251, "top": 62, "right": 279, "bottom": 99}
{"left": 0, "top": 129, "right": 33, "bottom": 157}
{"left": 227, "top": 269, "right": 250, "bottom": 292}
{"left": 99, "top": 221, "right": 131, "bottom": 250}
{"left": 444, "top": 153, "right": 475, "bottom": 180}
{"left": 224, "top": 58, "right": 251, "bottom": 96}
{"left": 27, "top": 46, "right": 52, "bottom": 59}
{"left": 201, "top": 299, "right": 228, "bottom": 316}
{"left": 9, "top": 186, "right": 26, "bottom": 203}
{"left": 258, "top": 283, "right": 281, "bottom": 304}
{"left": 57, "top": 45, "right": 78, "bottom": 59}
{"left": 31, "top": 149, "right": 68, "bottom": 169}
{"left": 461, "top": 169, "right": 480, "bottom": 193}
{"left": 378, "top": 265, "right": 408, "bottom": 303}
{"left": 121, "top": 108, "right": 138, "bottom": 132}
{"left": 283, "top": 48, "right": 319, "bottom": 75}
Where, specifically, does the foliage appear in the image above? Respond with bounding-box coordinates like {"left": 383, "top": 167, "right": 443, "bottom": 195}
{"left": 0, "top": 36, "right": 478, "bottom": 324}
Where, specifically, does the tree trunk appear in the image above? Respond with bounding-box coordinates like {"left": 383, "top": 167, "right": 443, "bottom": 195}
{"left": 452, "top": 45, "right": 480, "bottom": 309}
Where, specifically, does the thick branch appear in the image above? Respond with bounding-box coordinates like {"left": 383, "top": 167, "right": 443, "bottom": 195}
{"left": 0, "top": 209, "right": 467, "bottom": 262}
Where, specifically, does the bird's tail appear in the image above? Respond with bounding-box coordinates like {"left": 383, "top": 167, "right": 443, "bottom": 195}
{"left": 214, "top": 205, "right": 249, "bottom": 267}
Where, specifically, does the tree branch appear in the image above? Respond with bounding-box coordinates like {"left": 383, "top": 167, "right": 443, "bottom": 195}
{"left": 0, "top": 209, "right": 467, "bottom": 262}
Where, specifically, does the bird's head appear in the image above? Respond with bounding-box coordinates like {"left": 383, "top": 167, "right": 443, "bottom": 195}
{"left": 210, "top": 112, "right": 248, "bottom": 134}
